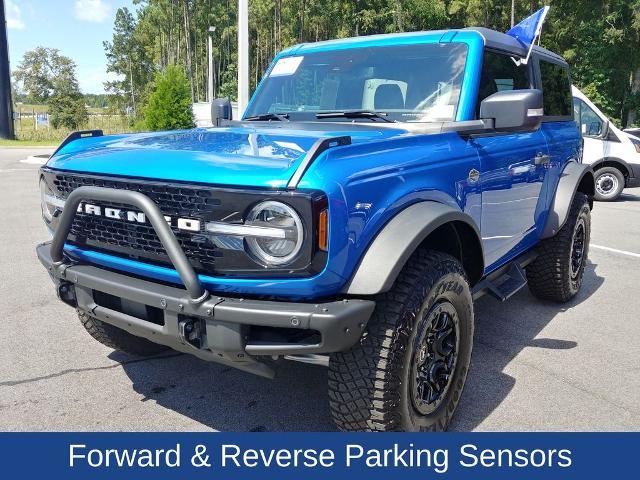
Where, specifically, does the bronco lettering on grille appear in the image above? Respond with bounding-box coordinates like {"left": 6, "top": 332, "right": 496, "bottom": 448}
{"left": 76, "top": 203, "right": 201, "bottom": 232}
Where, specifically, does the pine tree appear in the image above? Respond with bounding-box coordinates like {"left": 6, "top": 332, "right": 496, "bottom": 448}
{"left": 145, "top": 65, "right": 195, "bottom": 130}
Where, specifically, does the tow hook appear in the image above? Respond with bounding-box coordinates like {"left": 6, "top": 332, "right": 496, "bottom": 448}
{"left": 178, "top": 317, "right": 206, "bottom": 349}
{"left": 56, "top": 280, "right": 77, "bottom": 308}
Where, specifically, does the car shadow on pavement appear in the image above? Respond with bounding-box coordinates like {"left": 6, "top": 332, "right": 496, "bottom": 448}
{"left": 113, "top": 261, "right": 603, "bottom": 432}
{"left": 449, "top": 260, "right": 604, "bottom": 431}
{"left": 111, "top": 349, "right": 334, "bottom": 431}
{"left": 617, "top": 193, "right": 640, "bottom": 202}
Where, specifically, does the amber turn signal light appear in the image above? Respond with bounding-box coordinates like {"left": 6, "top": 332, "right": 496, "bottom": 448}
{"left": 318, "top": 209, "right": 328, "bottom": 251}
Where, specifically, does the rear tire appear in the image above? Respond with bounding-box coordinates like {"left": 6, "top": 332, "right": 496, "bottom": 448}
{"left": 328, "top": 250, "right": 474, "bottom": 432}
{"left": 594, "top": 166, "right": 624, "bottom": 201}
{"left": 527, "top": 192, "right": 591, "bottom": 302}
{"left": 78, "top": 310, "right": 169, "bottom": 357}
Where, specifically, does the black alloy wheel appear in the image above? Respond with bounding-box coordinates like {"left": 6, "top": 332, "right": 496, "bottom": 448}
{"left": 411, "top": 301, "right": 459, "bottom": 415}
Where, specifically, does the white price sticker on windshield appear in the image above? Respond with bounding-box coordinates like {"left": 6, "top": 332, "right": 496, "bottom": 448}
{"left": 269, "top": 56, "right": 304, "bottom": 77}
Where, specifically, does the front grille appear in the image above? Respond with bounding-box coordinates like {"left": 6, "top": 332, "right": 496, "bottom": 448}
{"left": 70, "top": 212, "right": 222, "bottom": 270}
{"left": 52, "top": 173, "right": 229, "bottom": 273}
{"left": 43, "top": 170, "right": 323, "bottom": 278}
{"left": 53, "top": 174, "right": 223, "bottom": 213}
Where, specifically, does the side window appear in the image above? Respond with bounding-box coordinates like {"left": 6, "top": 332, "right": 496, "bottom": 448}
{"left": 574, "top": 98, "right": 604, "bottom": 136}
{"left": 539, "top": 60, "right": 572, "bottom": 117}
{"left": 476, "top": 50, "right": 530, "bottom": 116}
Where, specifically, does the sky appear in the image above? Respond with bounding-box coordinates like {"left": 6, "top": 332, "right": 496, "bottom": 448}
{"left": 5, "top": 0, "right": 137, "bottom": 94}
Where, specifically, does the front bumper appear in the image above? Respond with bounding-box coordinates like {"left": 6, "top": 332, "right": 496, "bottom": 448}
{"left": 37, "top": 185, "right": 374, "bottom": 378}
{"left": 38, "top": 243, "right": 374, "bottom": 377}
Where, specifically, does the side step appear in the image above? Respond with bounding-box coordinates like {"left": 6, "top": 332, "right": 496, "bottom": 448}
{"left": 472, "top": 252, "right": 536, "bottom": 301}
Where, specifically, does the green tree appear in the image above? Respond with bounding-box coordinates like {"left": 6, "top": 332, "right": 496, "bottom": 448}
{"left": 12, "top": 46, "right": 56, "bottom": 102}
{"left": 83, "top": 94, "right": 111, "bottom": 108}
{"left": 542, "top": 0, "right": 640, "bottom": 126}
{"left": 145, "top": 64, "right": 195, "bottom": 130}
{"left": 12, "top": 47, "right": 88, "bottom": 129}
{"left": 103, "top": 0, "right": 640, "bottom": 125}
{"left": 104, "top": 7, "right": 153, "bottom": 117}
{"left": 48, "top": 53, "right": 88, "bottom": 129}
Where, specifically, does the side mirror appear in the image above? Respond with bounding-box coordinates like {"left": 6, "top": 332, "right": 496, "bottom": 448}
{"left": 480, "top": 89, "right": 543, "bottom": 132}
{"left": 211, "top": 98, "right": 232, "bottom": 126}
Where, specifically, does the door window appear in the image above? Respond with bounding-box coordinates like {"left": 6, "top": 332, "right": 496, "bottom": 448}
{"left": 574, "top": 98, "right": 604, "bottom": 136}
{"left": 539, "top": 60, "right": 572, "bottom": 117}
{"left": 476, "top": 51, "right": 530, "bottom": 116}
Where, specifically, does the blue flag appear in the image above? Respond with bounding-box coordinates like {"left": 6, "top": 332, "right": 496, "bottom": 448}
{"left": 506, "top": 6, "right": 550, "bottom": 64}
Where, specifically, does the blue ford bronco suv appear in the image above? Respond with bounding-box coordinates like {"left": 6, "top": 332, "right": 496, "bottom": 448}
{"left": 37, "top": 27, "right": 594, "bottom": 431}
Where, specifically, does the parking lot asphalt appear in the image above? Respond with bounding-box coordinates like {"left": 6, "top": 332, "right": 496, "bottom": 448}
{"left": 1, "top": 147, "right": 639, "bottom": 432}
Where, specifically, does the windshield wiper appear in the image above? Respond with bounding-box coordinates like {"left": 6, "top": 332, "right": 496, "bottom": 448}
{"left": 315, "top": 110, "right": 395, "bottom": 123}
{"left": 244, "top": 113, "right": 290, "bottom": 122}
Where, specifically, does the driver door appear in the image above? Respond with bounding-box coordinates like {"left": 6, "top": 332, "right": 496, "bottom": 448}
{"left": 473, "top": 51, "right": 550, "bottom": 269}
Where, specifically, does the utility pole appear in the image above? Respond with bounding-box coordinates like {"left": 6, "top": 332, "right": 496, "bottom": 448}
{"left": 207, "top": 26, "right": 216, "bottom": 103}
{"left": 237, "top": 0, "right": 249, "bottom": 117}
{"left": 0, "top": 0, "right": 15, "bottom": 140}
{"left": 511, "top": 0, "right": 515, "bottom": 28}
{"left": 128, "top": 58, "right": 136, "bottom": 117}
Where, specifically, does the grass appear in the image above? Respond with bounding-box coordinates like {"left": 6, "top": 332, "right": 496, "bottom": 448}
{"left": 12, "top": 112, "right": 132, "bottom": 142}
{"left": 4, "top": 103, "right": 140, "bottom": 146}
{"left": 15, "top": 103, "right": 109, "bottom": 114}
{"left": 0, "top": 139, "right": 59, "bottom": 147}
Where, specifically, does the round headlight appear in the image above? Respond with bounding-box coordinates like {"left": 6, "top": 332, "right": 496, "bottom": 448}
{"left": 245, "top": 201, "right": 304, "bottom": 265}
{"left": 40, "top": 178, "right": 56, "bottom": 223}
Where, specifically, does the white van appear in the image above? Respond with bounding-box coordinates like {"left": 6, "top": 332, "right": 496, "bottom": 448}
{"left": 573, "top": 85, "right": 640, "bottom": 201}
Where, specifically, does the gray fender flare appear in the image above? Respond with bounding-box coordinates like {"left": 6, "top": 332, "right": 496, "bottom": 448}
{"left": 541, "top": 162, "right": 594, "bottom": 239}
{"left": 344, "top": 201, "right": 482, "bottom": 295}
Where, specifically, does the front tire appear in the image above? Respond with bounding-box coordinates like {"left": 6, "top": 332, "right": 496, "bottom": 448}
{"left": 594, "top": 166, "right": 624, "bottom": 201}
{"left": 328, "top": 250, "right": 474, "bottom": 432}
{"left": 78, "top": 310, "right": 169, "bottom": 357}
{"left": 527, "top": 192, "right": 591, "bottom": 302}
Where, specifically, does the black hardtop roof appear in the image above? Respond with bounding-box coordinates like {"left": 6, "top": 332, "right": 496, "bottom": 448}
{"left": 464, "top": 26, "right": 567, "bottom": 65}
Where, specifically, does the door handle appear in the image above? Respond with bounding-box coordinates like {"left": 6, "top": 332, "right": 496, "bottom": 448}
{"left": 534, "top": 153, "right": 550, "bottom": 165}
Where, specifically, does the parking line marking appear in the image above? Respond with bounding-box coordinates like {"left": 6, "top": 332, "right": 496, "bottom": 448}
{"left": 591, "top": 244, "right": 640, "bottom": 258}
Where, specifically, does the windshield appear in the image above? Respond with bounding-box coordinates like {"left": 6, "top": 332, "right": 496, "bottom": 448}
{"left": 245, "top": 43, "right": 468, "bottom": 123}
